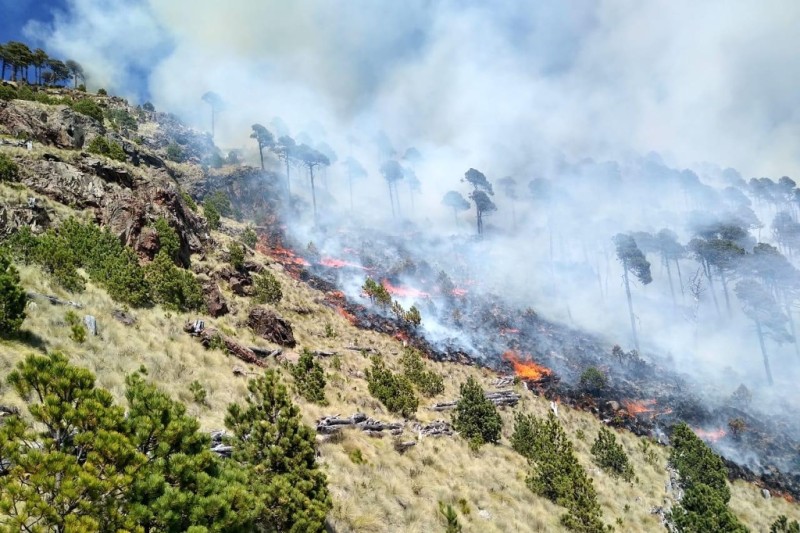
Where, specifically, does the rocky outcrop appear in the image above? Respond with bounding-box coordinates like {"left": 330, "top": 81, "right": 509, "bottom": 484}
{"left": 203, "top": 282, "right": 229, "bottom": 317}
{"left": 0, "top": 99, "right": 104, "bottom": 149}
{"left": 0, "top": 200, "right": 50, "bottom": 238}
{"left": 247, "top": 307, "right": 296, "bottom": 347}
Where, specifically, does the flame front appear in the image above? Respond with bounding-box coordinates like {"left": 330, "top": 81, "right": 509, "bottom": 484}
{"left": 320, "top": 257, "right": 366, "bottom": 269}
{"left": 382, "top": 279, "right": 430, "bottom": 298}
{"left": 693, "top": 427, "right": 727, "bottom": 442}
{"left": 269, "top": 245, "right": 309, "bottom": 266}
{"left": 503, "top": 350, "right": 552, "bottom": 381}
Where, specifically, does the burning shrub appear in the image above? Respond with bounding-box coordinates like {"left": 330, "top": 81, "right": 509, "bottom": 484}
{"left": 590, "top": 427, "right": 634, "bottom": 482}
{"left": 728, "top": 418, "right": 746, "bottom": 440}
{"left": 365, "top": 355, "right": 418, "bottom": 418}
{"left": 401, "top": 348, "right": 444, "bottom": 397}
{"left": 729, "top": 384, "right": 752, "bottom": 408}
{"left": 579, "top": 367, "right": 607, "bottom": 393}
{"left": 452, "top": 377, "right": 502, "bottom": 449}
{"left": 252, "top": 270, "right": 282, "bottom": 304}
{"left": 362, "top": 277, "right": 391, "bottom": 308}
{"left": 512, "top": 412, "right": 606, "bottom": 532}
{"left": 290, "top": 349, "right": 327, "bottom": 405}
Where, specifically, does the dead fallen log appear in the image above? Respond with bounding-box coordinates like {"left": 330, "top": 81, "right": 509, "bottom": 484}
{"left": 492, "top": 376, "right": 516, "bottom": 388}
{"left": 345, "top": 346, "right": 378, "bottom": 354}
{"left": 394, "top": 440, "right": 417, "bottom": 452}
{"left": 312, "top": 350, "right": 337, "bottom": 357}
{"left": 183, "top": 322, "right": 266, "bottom": 367}
{"left": 0, "top": 405, "right": 20, "bottom": 417}
{"left": 430, "top": 390, "right": 521, "bottom": 411}
{"left": 250, "top": 347, "right": 282, "bottom": 358}
{"left": 316, "top": 413, "right": 403, "bottom": 436}
{"left": 27, "top": 291, "right": 83, "bottom": 309}
{"left": 413, "top": 420, "right": 454, "bottom": 437}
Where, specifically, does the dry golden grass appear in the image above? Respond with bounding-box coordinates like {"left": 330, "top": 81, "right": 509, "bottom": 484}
{"left": 1, "top": 191, "right": 798, "bottom": 532}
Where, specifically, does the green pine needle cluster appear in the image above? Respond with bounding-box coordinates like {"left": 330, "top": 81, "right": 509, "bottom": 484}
{"left": 291, "top": 349, "right": 328, "bottom": 405}
{"left": 591, "top": 427, "right": 635, "bottom": 482}
{"left": 365, "top": 355, "right": 418, "bottom": 418}
{"left": 452, "top": 377, "right": 502, "bottom": 449}
{"left": 400, "top": 348, "right": 444, "bottom": 397}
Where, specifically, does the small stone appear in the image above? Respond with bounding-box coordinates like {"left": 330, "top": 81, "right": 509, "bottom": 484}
{"left": 478, "top": 509, "right": 491, "bottom": 520}
{"left": 761, "top": 489, "right": 770, "bottom": 499}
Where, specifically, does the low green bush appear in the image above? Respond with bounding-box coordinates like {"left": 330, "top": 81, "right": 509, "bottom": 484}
{"left": 591, "top": 427, "right": 634, "bottom": 482}
{"left": 72, "top": 98, "right": 104, "bottom": 122}
{"left": 365, "top": 355, "right": 418, "bottom": 417}
{"left": 0, "top": 153, "right": 19, "bottom": 181}
{"left": 290, "top": 349, "right": 327, "bottom": 405}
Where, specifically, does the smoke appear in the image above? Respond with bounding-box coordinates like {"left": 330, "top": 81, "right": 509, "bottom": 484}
{"left": 23, "top": 0, "right": 800, "bottom": 461}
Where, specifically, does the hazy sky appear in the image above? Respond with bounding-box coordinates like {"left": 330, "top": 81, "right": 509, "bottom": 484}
{"left": 16, "top": 1, "right": 800, "bottom": 179}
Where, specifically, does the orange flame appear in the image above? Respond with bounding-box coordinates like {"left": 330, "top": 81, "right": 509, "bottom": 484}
{"left": 693, "top": 427, "right": 727, "bottom": 443}
{"left": 382, "top": 279, "right": 430, "bottom": 299}
{"left": 270, "top": 245, "right": 309, "bottom": 266}
{"left": 623, "top": 399, "right": 657, "bottom": 417}
{"left": 503, "top": 350, "right": 552, "bottom": 381}
{"left": 500, "top": 328, "right": 520, "bottom": 335}
{"left": 335, "top": 306, "right": 357, "bottom": 325}
{"left": 452, "top": 288, "right": 468, "bottom": 297}
{"left": 320, "top": 257, "right": 366, "bottom": 269}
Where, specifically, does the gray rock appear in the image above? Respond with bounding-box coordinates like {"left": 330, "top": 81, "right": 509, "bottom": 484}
{"left": 83, "top": 315, "right": 98, "bottom": 336}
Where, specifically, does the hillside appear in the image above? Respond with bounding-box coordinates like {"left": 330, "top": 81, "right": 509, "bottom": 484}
{"left": 1, "top": 86, "right": 800, "bottom": 532}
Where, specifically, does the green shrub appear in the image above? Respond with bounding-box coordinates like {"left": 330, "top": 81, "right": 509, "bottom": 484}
{"left": 65, "top": 310, "right": 86, "bottom": 343}
{"left": 166, "top": 143, "right": 184, "bottom": 162}
{"left": 188, "top": 380, "right": 208, "bottom": 405}
{"left": 72, "top": 98, "right": 104, "bottom": 122}
{"left": 290, "top": 350, "right": 327, "bottom": 405}
{"left": 401, "top": 348, "right": 444, "bottom": 397}
{"left": 252, "top": 270, "right": 282, "bottom": 304}
{"left": 512, "top": 412, "right": 606, "bottom": 532}
{"left": 107, "top": 108, "right": 138, "bottom": 131}
{"left": 142, "top": 101, "right": 154, "bottom": 112}
{"left": 241, "top": 226, "right": 258, "bottom": 248}
{"left": 204, "top": 191, "right": 233, "bottom": 217}
{"left": 439, "top": 502, "right": 462, "bottom": 533}
{"left": 153, "top": 217, "right": 180, "bottom": 264}
{"left": 229, "top": 242, "right": 245, "bottom": 271}
{"left": 347, "top": 447, "right": 366, "bottom": 465}
{"left": 579, "top": 366, "right": 607, "bottom": 393}
{"left": 34, "top": 230, "right": 86, "bottom": 293}
{"left": 16, "top": 85, "right": 34, "bottom": 101}
{"left": 77, "top": 84, "right": 86, "bottom": 92}
{"left": 86, "top": 136, "right": 126, "bottom": 162}
{"left": 452, "top": 377, "right": 501, "bottom": 447}
{"left": 180, "top": 189, "right": 197, "bottom": 211}
{"left": 667, "top": 423, "right": 746, "bottom": 532}
{"left": 0, "top": 85, "right": 18, "bottom": 101}
{"left": 771, "top": 516, "right": 800, "bottom": 533}
{"left": 97, "top": 88, "right": 108, "bottom": 96}
{"left": 0, "top": 153, "right": 19, "bottom": 182}
{"left": 203, "top": 201, "right": 220, "bottom": 230}
{"left": 591, "top": 427, "right": 634, "bottom": 482}
{"left": 365, "top": 355, "right": 418, "bottom": 418}
{"left": 145, "top": 251, "right": 204, "bottom": 312}
{"left": 0, "top": 252, "right": 27, "bottom": 337}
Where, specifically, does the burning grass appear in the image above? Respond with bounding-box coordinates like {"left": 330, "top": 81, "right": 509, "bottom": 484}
{"left": 503, "top": 350, "right": 552, "bottom": 382}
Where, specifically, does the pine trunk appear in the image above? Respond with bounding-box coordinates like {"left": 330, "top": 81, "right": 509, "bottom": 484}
{"left": 623, "top": 261, "right": 640, "bottom": 352}
{"left": 755, "top": 320, "right": 774, "bottom": 385}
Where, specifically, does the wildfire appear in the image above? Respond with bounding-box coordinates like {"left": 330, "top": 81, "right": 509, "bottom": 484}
{"left": 320, "top": 257, "right": 366, "bottom": 269}
{"left": 622, "top": 399, "right": 672, "bottom": 418}
{"left": 693, "top": 427, "right": 727, "bottom": 443}
{"left": 503, "top": 350, "right": 552, "bottom": 381}
{"left": 500, "top": 328, "right": 520, "bottom": 335}
{"left": 382, "top": 279, "right": 430, "bottom": 299}
{"left": 270, "top": 245, "right": 309, "bottom": 266}
{"left": 335, "top": 306, "right": 357, "bottom": 325}
{"left": 452, "top": 288, "right": 468, "bottom": 297}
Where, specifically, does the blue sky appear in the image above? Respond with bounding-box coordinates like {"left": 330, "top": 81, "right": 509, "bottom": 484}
{"left": 0, "top": 0, "right": 65, "bottom": 44}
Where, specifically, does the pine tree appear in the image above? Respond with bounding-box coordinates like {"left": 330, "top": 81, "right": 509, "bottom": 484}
{"left": 452, "top": 377, "right": 502, "bottom": 447}
{"left": 224, "top": 370, "right": 331, "bottom": 532}
{"left": 591, "top": 427, "right": 634, "bottom": 482}
{"left": 291, "top": 349, "right": 327, "bottom": 405}
{"left": 0, "top": 252, "right": 26, "bottom": 336}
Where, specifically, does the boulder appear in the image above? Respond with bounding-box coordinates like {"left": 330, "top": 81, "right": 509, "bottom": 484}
{"left": 203, "top": 282, "right": 229, "bottom": 317}
{"left": 247, "top": 307, "right": 296, "bottom": 347}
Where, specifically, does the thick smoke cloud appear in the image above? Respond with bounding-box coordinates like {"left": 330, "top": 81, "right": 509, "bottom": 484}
{"left": 25, "top": 0, "right": 800, "bottom": 177}
{"left": 24, "top": 1, "right": 800, "bottom": 409}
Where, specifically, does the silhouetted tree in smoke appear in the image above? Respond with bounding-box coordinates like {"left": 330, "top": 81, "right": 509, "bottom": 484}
{"left": 689, "top": 222, "right": 748, "bottom": 316}
{"left": 45, "top": 58, "right": 69, "bottom": 85}
{"left": 315, "top": 142, "right": 337, "bottom": 190}
{"left": 250, "top": 124, "right": 275, "bottom": 171}
{"left": 273, "top": 135, "right": 297, "bottom": 194}
{"left": 201, "top": 91, "right": 224, "bottom": 139}
{"left": 655, "top": 228, "right": 686, "bottom": 304}
{"left": 613, "top": 233, "right": 652, "bottom": 353}
{"left": 497, "top": 176, "right": 519, "bottom": 231}
{"left": 344, "top": 157, "right": 367, "bottom": 211}
{"left": 374, "top": 131, "right": 396, "bottom": 161}
{"left": 463, "top": 168, "right": 495, "bottom": 236}
{"left": 743, "top": 243, "right": 800, "bottom": 360}
{"left": 295, "top": 144, "right": 330, "bottom": 224}
{"left": 735, "top": 279, "right": 792, "bottom": 386}
{"left": 404, "top": 167, "right": 421, "bottom": 211}
{"left": 441, "top": 191, "right": 470, "bottom": 226}
{"left": 402, "top": 146, "right": 422, "bottom": 166}
{"left": 380, "top": 160, "right": 404, "bottom": 219}
{"left": 65, "top": 59, "right": 84, "bottom": 89}
{"left": 772, "top": 211, "right": 800, "bottom": 257}
{"left": 530, "top": 178, "right": 556, "bottom": 263}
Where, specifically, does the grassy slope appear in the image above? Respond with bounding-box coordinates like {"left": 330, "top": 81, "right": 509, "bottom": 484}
{"left": 1, "top": 134, "right": 798, "bottom": 532}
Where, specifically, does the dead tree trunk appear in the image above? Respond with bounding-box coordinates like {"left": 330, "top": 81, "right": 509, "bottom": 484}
{"left": 622, "top": 260, "right": 641, "bottom": 353}
{"left": 755, "top": 319, "right": 774, "bottom": 386}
